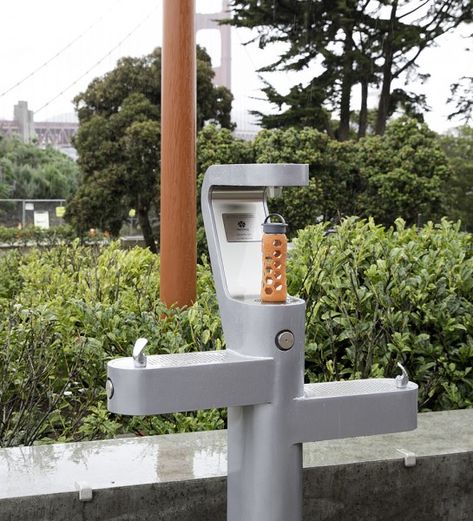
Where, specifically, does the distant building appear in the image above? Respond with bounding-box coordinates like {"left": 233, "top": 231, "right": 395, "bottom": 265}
{"left": 1, "top": 5, "right": 257, "bottom": 150}
{"left": 13, "top": 101, "right": 35, "bottom": 143}
{"left": 0, "top": 101, "right": 78, "bottom": 151}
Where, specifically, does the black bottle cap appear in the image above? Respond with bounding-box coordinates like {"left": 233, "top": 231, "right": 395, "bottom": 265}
{"left": 262, "top": 213, "right": 288, "bottom": 234}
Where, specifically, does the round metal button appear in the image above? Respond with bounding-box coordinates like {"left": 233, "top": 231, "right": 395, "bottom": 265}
{"left": 106, "top": 378, "right": 114, "bottom": 399}
{"left": 276, "top": 330, "right": 295, "bottom": 350}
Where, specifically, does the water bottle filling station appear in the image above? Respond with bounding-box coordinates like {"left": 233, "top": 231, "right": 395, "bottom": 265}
{"left": 107, "top": 163, "right": 418, "bottom": 521}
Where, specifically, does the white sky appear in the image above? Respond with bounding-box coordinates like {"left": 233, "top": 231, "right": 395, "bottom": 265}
{"left": 0, "top": 0, "right": 471, "bottom": 133}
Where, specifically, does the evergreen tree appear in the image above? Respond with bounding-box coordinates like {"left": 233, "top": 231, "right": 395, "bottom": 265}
{"left": 440, "top": 126, "right": 473, "bottom": 231}
{"left": 67, "top": 47, "right": 234, "bottom": 251}
{"left": 227, "top": 0, "right": 472, "bottom": 138}
{"left": 0, "top": 136, "right": 78, "bottom": 199}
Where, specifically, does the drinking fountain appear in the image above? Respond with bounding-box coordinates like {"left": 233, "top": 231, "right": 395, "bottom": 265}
{"left": 107, "top": 163, "right": 417, "bottom": 521}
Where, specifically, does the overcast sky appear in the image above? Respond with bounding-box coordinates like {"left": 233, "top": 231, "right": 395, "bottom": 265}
{"left": 0, "top": 0, "right": 471, "bottom": 133}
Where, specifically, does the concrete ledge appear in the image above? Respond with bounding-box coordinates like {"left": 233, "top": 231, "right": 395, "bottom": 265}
{"left": 1, "top": 410, "right": 472, "bottom": 520}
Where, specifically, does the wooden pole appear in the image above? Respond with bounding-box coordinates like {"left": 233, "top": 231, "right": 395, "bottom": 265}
{"left": 160, "top": 0, "right": 196, "bottom": 307}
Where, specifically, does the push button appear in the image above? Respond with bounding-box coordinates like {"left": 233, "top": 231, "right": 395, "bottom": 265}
{"left": 106, "top": 378, "right": 114, "bottom": 399}
{"left": 276, "top": 330, "right": 295, "bottom": 350}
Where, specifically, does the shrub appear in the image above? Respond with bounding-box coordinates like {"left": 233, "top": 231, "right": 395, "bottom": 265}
{"left": 1, "top": 219, "right": 472, "bottom": 447}
{"left": 356, "top": 118, "right": 450, "bottom": 225}
{"left": 0, "top": 243, "right": 224, "bottom": 447}
{"left": 439, "top": 126, "right": 473, "bottom": 232}
{"left": 255, "top": 118, "right": 452, "bottom": 233}
{"left": 288, "top": 218, "right": 473, "bottom": 411}
{"left": 196, "top": 125, "right": 255, "bottom": 256}
{"left": 254, "top": 127, "right": 361, "bottom": 233}
{"left": 0, "top": 225, "right": 100, "bottom": 248}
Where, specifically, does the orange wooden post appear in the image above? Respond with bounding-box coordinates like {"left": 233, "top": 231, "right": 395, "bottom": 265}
{"left": 160, "top": 0, "right": 196, "bottom": 307}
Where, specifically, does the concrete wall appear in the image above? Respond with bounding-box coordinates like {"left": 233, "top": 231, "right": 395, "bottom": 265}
{"left": 304, "top": 452, "right": 473, "bottom": 521}
{"left": 1, "top": 410, "right": 472, "bottom": 521}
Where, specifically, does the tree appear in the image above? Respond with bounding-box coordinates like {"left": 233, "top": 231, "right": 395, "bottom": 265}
{"left": 373, "top": 1, "right": 472, "bottom": 135}
{"left": 0, "top": 136, "right": 78, "bottom": 199}
{"left": 448, "top": 76, "right": 473, "bottom": 124}
{"left": 251, "top": 117, "right": 451, "bottom": 231}
{"left": 439, "top": 126, "right": 473, "bottom": 231}
{"left": 357, "top": 117, "right": 451, "bottom": 224}
{"left": 227, "top": 1, "right": 473, "bottom": 138}
{"left": 66, "top": 47, "right": 234, "bottom": 251}
{"left": 227, "top": 0, "right": 362, "bottom": 138}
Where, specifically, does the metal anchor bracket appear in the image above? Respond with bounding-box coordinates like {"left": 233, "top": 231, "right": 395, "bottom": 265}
{"left": 397, "top": 448, "right": 417, "bottom": 467}
{"left": 75, "top": 481, "right": 93, "bottom": 502}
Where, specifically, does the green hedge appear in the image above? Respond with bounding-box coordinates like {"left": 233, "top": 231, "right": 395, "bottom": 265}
{"left": 0, "top": 242, "right": 224, "bottom": 446}
{"left": 0, "top": 225, "right": 105, "bottom": 247}
{"left": 0, "top": 219, "right": 472, "bottom": 447}
{"left": 289, "top": 218, "right": 473, "bottom": 410}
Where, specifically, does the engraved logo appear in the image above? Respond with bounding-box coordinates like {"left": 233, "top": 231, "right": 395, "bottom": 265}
{"left": 222, "top": 213, "right": 259, "bottom": 242}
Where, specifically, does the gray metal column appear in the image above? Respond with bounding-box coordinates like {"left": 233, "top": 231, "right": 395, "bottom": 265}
{"left": 226, "top": 300, "right": 305, "bottom": 521}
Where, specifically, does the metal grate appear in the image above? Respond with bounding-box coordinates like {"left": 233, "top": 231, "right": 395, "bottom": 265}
{"left": 304, "top": 379, "right": 398, "bottom": 398}
{"left": 146, "top": 351, "right": 228, "bottom": 368}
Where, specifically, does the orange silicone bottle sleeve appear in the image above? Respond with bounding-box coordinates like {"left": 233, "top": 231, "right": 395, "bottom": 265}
{"left": 261, "top": 232, "right": 287, "bottom": 302}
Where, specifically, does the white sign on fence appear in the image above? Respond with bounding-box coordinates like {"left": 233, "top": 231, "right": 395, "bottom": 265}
{"left": 34, "top": 211, "right": 50, "bottom": 229}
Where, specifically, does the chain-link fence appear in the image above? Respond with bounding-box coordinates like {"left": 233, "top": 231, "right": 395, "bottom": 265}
{"left": 0, "top": 200, "right": 66, "bottom": 229}
{"left": 0, "top": 199, "right": 161, "bottom": 245}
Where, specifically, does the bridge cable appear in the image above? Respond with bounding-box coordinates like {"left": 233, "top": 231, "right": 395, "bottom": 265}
{"left": 34, "top": 3, "right": 159, "bottom": 117}
{"left": 0, "top": 0, "right": 125, "bottom": 99}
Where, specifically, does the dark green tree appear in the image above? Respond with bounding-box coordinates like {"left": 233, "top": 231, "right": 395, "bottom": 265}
{"left": 227, "top": 1, "right": 473, "bottom": 138}
{"left": 252, "top": 117, "right": 451, "bottom": 231}
{"left": 439, "top": 126, "right": 473, "bottom": 231}
{"left": 227, "top": 0, "right": 363, "bottom": 139}
{"left": 67, "top": 47, "right": 234, "bottom": 251}
{"left": 448, "top": 76, "right": 473, "bottom": 124}
{"left": 0, "top": 136, "right": 78, "bottom": 199}
{"left": 373, "top": 0, "right": 472, "bottom": 135}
